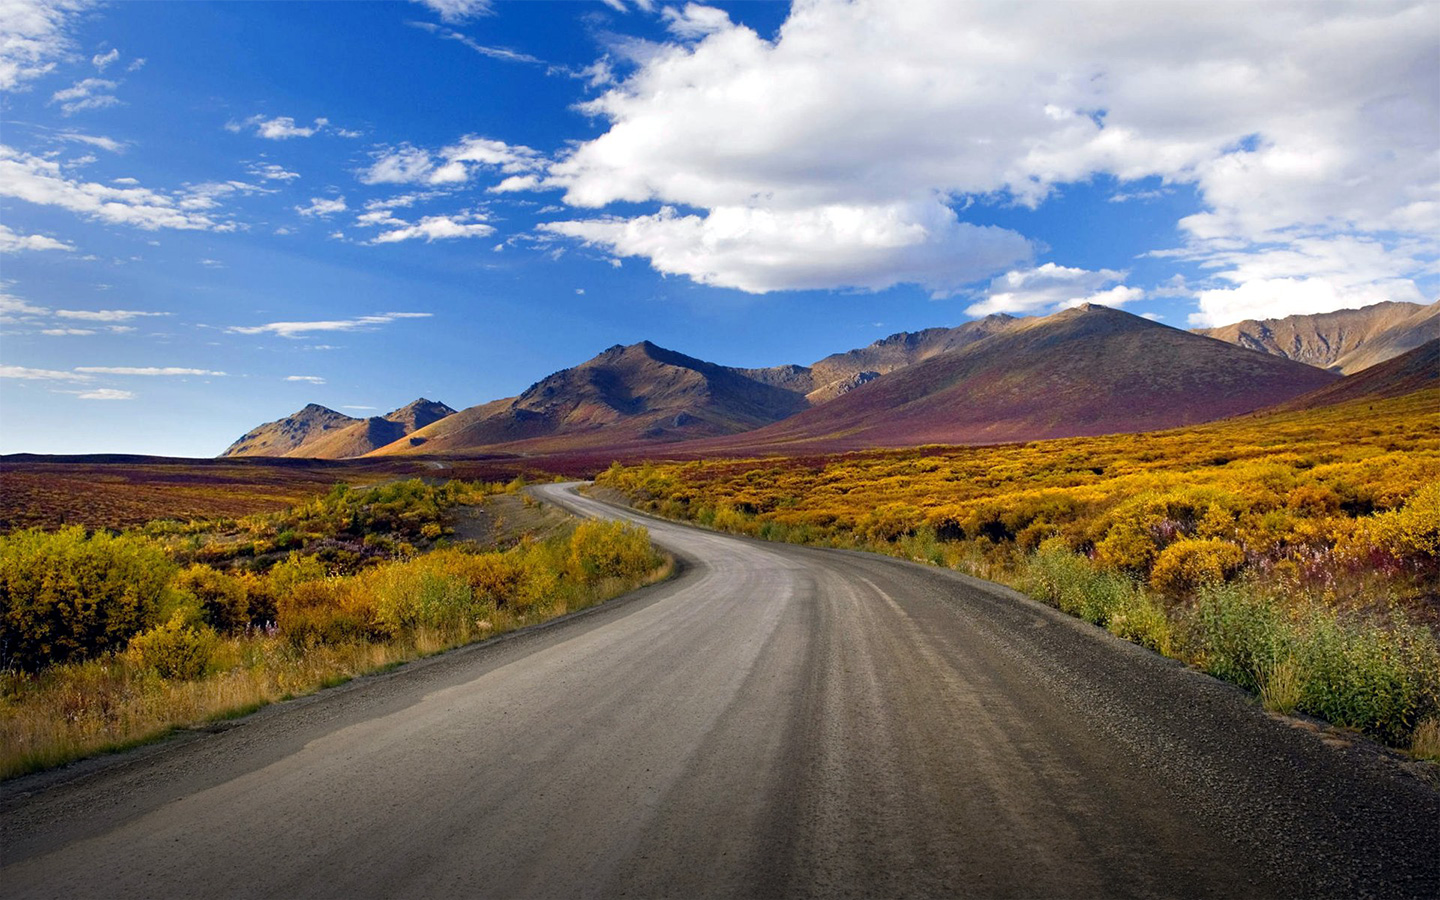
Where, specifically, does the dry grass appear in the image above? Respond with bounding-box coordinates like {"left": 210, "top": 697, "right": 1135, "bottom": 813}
{"left": 1412, "top": 718, "right": 1440, "bottom": 762}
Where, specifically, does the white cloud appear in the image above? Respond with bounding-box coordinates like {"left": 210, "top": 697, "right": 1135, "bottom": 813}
{"left": 91, "top": 48, "right": 119, "bottom": 71}
{"left": 74, "top": 388, "right": 135, "bottom": 400}
{"left": 0, "top": 365, "right": 91, "bottom": 382}
{"left": 408, "top": 21, "right": 544, "bottom": 65}
{"left": 0, "top": 290, "right": 50, "bottom": 321}
{"left": 54, "top": 308, "right": 169, "bottom": 321}
{"left": 228, "top": 312, "right": 432, "bottom": 338}
{"left": 544, "top": 201, "right": 1031, "bottom": 295}
{"left": 536, "top": 0, "right": 1438, "bottom": 303}
{"left": 296, "top": 196, "right": 347, "bottom": 217}
{"left": 74, "top": 366, "right": 225, "bottom": 376}
{"left": 53, "top": 130, "right": 125, "bottom": 152}
{"left": 0, "top": 223, "right": 74, "bottom": 252}
{"left": 343, "top": 405, "right": 378, "bottom": 410}
{"left": 662, "top": 4, "right": 731, "bottom": 40}
{"left": 359, "top": 136, "right": 543, "bottom": 187}
{"left": 0, "top": 144, "right": 230, "bottom": 231}
{"left": 50, "top": 77, "right": 120, "bottom": 115}
{"left": 967, "top": 263, "right": 1143, "bottom": 316}
{"left": 248, "top": 162, "right": 300, "bottom": 182}
{"left": 411, "top": 0, "right": 491, "bottom": 23}
{"left": 42, "top": 327, "right": 96, "bottom": 335}
{"left": 372, "top": 213, "right": 495, "bottom": 244}
{"left": 0, "top": 0, "right": 88, "bottom": 91}
{"left": 228, "top": 115, "right": 331, "bottom": 140}
{"left": 285, "top": 375, "right": 326, "bottom": 384}
{"left": 1182, "top": 235, "right": 1430, "bottom": 326}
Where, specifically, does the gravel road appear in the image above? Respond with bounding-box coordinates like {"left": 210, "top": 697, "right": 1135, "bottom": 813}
{"left": 2, "top": 482, "right": 1436, "bottom": 898}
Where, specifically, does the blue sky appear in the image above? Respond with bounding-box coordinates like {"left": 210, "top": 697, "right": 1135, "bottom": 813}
{"left": 2, "top": 0, "right": 1436, "bottom": 457}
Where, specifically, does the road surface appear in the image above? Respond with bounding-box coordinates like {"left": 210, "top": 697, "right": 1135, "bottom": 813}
{"left": 3, "top": 483, "right": 1437, "bottom": 898}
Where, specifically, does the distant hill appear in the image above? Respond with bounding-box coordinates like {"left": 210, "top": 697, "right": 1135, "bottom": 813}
{"left": 369, "top": 342, "right": 811, "bottom": 456}
{"left": 1272, "top": 338, "right": 1439, "bottom": 412}
{"left": 806, "top": 314, "right": 1018, "bottom": 402}
{"left": 1196, "top": 300, "right": 1439, "bottom": 373}
{"left": 694, "top": 304, "right": 1341, "bottom": 454}
{"left": 221, "top": 398, "right": 455, "bottom": 459}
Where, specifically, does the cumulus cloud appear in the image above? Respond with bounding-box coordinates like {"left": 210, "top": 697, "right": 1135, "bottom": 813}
{"left": 544, "top": 201, "right": 1030, "bottom": 295}
{"left": 1182, "top": 235, "right": 1432, "bottom": 326}
{"left": 534, "top": 0, "right": 1438, "bottom": 305}
{"left": 227, "top": 312, "right": 432, "bottom": 338}
{"left": 74, "top": 388, "right": 134, "bottom": 400}
{"left": 359, "top": 136, "right": 543, "bottom": 187}
{"left": 228, "top": 115, "right": 332, "bottom": 140}
{"left": 371, "top": 213, "right": 495, "bottom": 244}
{"left": 50, "top": 77, "right": 120, "bottom": 115}
{"left": 0, "top": 144, "right": 230, "bottom": 231}
{"left": 0, "top": 223, "right": 74, "bottom": 252}
{"left": 967, "top": 264, "right": 1144, "bottom": 316}
{"left": 248, "top": 162, "right": 300, "bottom": 182}
{"left": 296, "top": 196, "right": 347, "bottom": 217}
{"left": 0, "top": 0, "right": 88, "bottom": 91}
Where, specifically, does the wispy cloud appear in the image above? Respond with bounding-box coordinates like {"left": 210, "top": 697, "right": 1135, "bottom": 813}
{"left": 91, "top": 48, "right": 119, "bottom": 71}
{"left": 54, "top": 308, "right": 169, "bottom": 322}
{"left": 0, "top": 365, "right": 92, "bottom": 382}
{"left": 408, "top": 21, "right": 542, "bottom": 65}
{"left": 285, "top": 375, "right": 326, "bottom": 384}
{"left": 228, "top": 312, "right": 432, "bottom": 339}
{"left": 50, "top": 77, "right": 120, "bottom": 115}
{"left": 248, "top": 162, "right": 300, "bottom": 182}
{"left": 359, "top": 136, "right": 543, "bottom": 187}
{"left": 74, "top": 366, "right": 226, "bottom": 376}
{"left": 410, "top": 0, "right": 492, "bottom": 24}
{"left": 0, "top": 144, "right": 232, "bottom": 231}
{"left": 74, "top": 388, "right": 135, "bottom": 400}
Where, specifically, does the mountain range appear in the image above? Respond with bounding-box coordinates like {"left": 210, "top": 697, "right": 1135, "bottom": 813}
{"left": 222, "top": 299, "right": 1437, "bottom": 460}
{"left": 1195, "top": 299, "right": 1438, "bottom": 373}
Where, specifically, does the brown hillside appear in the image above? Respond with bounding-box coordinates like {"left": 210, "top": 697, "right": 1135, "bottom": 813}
{"left": 694, "top": 304, "right": 1341, "bottom": 454}
{"left": 221, "top": 398, "right": 456, "bottom": 459}
{"left": 1273, "top": 339, "right": 1439, "bottom": 412}
{"left": 369, "top": 342, "right": 811, "bottom": 456}
{"left": 221, "top": 404, "right": 360, "bottom": 458}
{"left": 1196, "top": 300, "right": 1438, "bottom": 373}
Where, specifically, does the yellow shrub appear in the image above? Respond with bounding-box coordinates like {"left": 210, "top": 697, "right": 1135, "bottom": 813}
{"left": 1150, "top": 538, "right": 1245, "bottom": 596}
{"left": 1095, "top": 521, "right": 1158, "bottom": 574}
{"left": 127, "top": 612, "right": 217, "bottom": 679}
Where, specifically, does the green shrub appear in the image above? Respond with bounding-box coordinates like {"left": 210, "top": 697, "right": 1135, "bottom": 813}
{"left": 127, "top": 612, "right": 218, "bottom": 680}
{"left": 0, "top": 527, "right": 175, "bottom": 671}
{"left": 1193, "top": 582, "right": 1288, "bottom": 692}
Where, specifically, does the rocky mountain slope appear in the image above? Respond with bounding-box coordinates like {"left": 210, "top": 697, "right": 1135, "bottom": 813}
{"left": 1195, "top": 300, "right": 1438, "bottom": 373}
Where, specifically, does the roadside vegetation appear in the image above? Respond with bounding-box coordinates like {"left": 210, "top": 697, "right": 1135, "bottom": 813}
{"left": 0, "top": 479, "right": 667, "bottom": 778}
{"left": 598, "top": 391, "right": 1440, "bottom": 757}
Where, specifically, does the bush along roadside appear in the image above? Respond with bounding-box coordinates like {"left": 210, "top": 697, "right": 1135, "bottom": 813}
{"left": 0, "top": 497, "right": 669, "bottom": 779}
{"left": 595, "top": 453, "right": 1440, "bottom": 762}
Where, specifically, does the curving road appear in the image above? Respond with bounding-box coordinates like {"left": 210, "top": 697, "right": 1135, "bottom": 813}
{"left": 3, "top": 483, "right": 1437, "bottom": 898}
